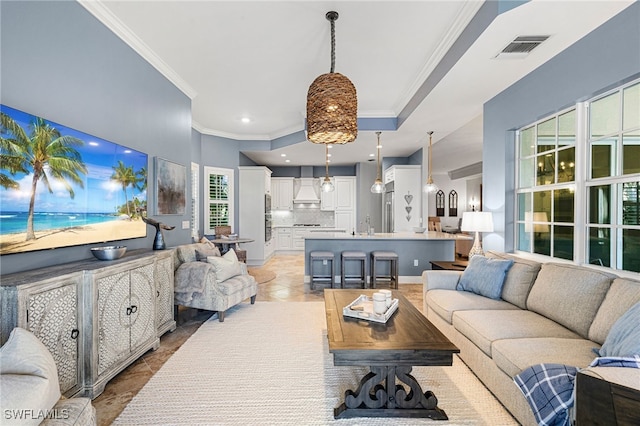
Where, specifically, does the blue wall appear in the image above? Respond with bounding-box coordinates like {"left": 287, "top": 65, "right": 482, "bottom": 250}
{"left": 483, "top": 3, "right": 640, "bottom": 252}
{"left": 1, "top": 1, "right": 193, "bottom": 274}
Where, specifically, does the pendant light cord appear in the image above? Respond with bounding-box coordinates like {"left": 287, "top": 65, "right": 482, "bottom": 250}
{"left": 427, "top": 131, "right": 434, "bottom": 180}
{"left": 325, "top": 145, "right": 330, "bottom": 177}
{"left": 376, "top": 132, "right": 382, "bottom": 180}
{"left": 327, "top": 11, "right": 338, "bottom": 73}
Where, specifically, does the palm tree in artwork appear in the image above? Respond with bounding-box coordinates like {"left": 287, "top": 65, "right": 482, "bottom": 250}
{"left": 1, "top": 114, "right": 87, "bottom": 241}
{"left": 111, "top": 161, "right": 144, "bottom": 219}
{"left": 1, "top": 112, "right": 29, "bottom": 189}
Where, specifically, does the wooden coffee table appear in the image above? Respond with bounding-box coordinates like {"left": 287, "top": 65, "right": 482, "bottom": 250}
{"left": 324, "top": 289, "right": 459, "bottom": 419}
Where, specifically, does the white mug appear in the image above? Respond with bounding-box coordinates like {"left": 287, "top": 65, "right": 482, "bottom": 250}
{"left": 372, "top": 292, "right": 387, "bottom": 314}
{"left": 380, "top": 289, "right": 392, "bottom": 307}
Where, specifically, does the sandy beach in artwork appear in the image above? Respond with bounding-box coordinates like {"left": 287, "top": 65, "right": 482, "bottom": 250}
{"left": 0, "top": 219, "right": 146, "bottom": 255}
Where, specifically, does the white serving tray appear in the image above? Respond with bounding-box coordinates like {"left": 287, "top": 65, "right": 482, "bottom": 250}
{"left": 343, "top": 294, "right": 399, "bottom": 323}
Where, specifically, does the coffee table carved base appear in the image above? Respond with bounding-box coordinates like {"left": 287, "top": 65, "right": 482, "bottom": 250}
{"left": 334, "top": 365, "right": 448, "bottom": 419}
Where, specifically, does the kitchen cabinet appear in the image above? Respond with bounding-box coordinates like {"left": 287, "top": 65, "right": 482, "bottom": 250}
{"left": 293, "top": 228, "right": 308, "bottom": 250}
{"left": 321, "top": 178, "right": 336, "bottom": 211}
{"left": 335, "top": 177, "right": 355, "bottom": 211}
{"left": 271, "top": 177, "right": 294, "bottom": 210}
{"left": 0, "top": 250, "right": 175, "bottom": 399}
{"left": 239, "top": 166, "right": 272, "bottom": 265}
{"left": 335, "top": 210, "right": 356, "bottom": 235}
{"left": 276, "top": 227, "right": 292, "bottom": 250}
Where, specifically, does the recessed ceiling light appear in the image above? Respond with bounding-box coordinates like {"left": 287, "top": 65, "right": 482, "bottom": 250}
{"left": 285, "top": 159, "right": 290, "bottom": 163}
{"left": 327, "top": 159, "right": 331, "bottom": 163}
{"left": 327, "top": 145, "right": 333, "bottom": 149}
{"left": 281, "top": 153, "right": 286, "bottom": 157}
{"left": 327, "top": 153, "right": 332, "bottom": 157}
{"left": 369, "top": 153, "right": 375, "bottom": 157}
{"left": 241, "top": 117, "right": 251, "bottom": 124}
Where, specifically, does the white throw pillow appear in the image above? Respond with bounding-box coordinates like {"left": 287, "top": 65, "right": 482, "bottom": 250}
{"left": 207, "top": 248, "right": 242, "bottom": 282}
{"left": 0, "top": 328, "right": 61, "bottom": 426}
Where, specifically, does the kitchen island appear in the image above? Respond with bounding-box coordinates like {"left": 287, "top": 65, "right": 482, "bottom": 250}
{"left": 304, "top": 232, "right": 471, "bottom": 284}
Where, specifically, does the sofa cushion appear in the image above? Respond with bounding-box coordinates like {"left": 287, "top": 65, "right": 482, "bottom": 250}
{"left": 589, "top": 277, "right": 640, "bottom": 344}
{"left": 526, "top": 263, "right": 615, "bottom": 338}
{"left": 426, "top": 289, "right": 519, "bottom": 324}
{"left": 196, "top": 246, "right": 220, "bottom": 261}
{"left": 457, "top": 255, "right": 514, "bottom": 299}
{"left": 452, "top": 310, "right": 580, "bottom": 357}
{"left": 218, "top": 273, "right": 257, "bottom": 297}
{"left": 0, "top": 328, "right": 61, "bottom": 426}
{"left": 492, "top": 337, "right": 598, "bottom": 378}
{"left": 207, "top": 249, "right": 242, "bottom": 282}
{"left": 597, "top": 301, "right": 640, "bottom": 357}
{"left": 486, "top": 251, "right": 541, "bottom": 309}
{"left": 176, "top": 243, "right": 202, "bottom": 264}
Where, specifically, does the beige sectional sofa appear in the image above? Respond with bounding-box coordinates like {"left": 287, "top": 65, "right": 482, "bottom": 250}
{"left": 422, "top": 251, "right": 640, "bottom": 425}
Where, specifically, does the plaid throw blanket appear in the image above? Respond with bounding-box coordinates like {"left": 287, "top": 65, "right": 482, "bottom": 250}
{"left": 515, "top": 355, "right": 640, "bottom": 426}
{"left": 514, "top": 364, "right": 578, "bottom": 426}
{"left": 589, "top": 354, "right": 640, "bottom": 368}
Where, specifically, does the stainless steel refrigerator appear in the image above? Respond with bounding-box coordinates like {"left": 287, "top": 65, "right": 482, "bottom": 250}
{"left": 383, "top": 181, "right": 394, "bottom": 233}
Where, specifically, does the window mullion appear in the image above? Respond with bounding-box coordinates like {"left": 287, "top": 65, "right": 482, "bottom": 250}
{"left": 574, "top": 102, "right": 588, "bottom": 265}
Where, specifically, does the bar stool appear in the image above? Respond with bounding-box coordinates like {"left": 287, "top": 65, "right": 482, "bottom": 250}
{"left": 341, "top": 251, "right": 367, "bottom": 289}
{"left": 309, "top": 251, "right": 335, "bottom": 290}
{"left": 370, "top": 251, "right": 399, "bottom": 289}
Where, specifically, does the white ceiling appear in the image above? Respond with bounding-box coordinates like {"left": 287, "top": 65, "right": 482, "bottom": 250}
{"left": 79, "top": 0, "right": 634, "bottom": 174}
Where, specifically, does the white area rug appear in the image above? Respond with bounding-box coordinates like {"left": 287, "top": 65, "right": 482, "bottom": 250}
{"left": 115, "top": 302, "right": 517, "bottom": 425}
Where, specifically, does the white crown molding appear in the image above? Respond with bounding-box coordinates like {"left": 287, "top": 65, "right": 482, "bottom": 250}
{"left": 192, "top": 119, "right": 305, "bottom": 141}
{"left": 77, "top": 0, "right": 197, "bottom": 100}
{"left": 393, "top": 0, "right": 484, "bottom": 113}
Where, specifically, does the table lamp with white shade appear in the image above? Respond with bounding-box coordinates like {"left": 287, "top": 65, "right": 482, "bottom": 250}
{"left": 461, "top": 211, "right": 494, "bottom": 257}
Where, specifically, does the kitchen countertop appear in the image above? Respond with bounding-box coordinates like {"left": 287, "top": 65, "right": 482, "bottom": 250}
{"left": 304, "top": 231, "right": 471, "bottom": 241}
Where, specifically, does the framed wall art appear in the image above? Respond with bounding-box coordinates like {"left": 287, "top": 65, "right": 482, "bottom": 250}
{"left": 155, "top": 157, "right": 186, "bottom": 215}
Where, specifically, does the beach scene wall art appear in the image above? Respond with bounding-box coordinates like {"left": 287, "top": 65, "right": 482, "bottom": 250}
{"left": 0, "top": 104, "right": 148, "bottom": 255}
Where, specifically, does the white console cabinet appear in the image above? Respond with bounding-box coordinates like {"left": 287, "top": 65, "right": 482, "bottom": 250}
{"left": 0, "top": 249, "right": 176, "bottom": 399}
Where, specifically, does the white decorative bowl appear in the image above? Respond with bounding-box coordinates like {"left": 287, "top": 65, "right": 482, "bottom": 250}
{"left": 413, "top": 227, "right": 426, "bottom": 233}
{"left": 91, "top": 245, "right": 127, "bottom": 261}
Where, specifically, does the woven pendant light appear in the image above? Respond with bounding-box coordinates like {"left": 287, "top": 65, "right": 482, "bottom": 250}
{"left": 306, "top": 11, "right": 357, "bottom": 145}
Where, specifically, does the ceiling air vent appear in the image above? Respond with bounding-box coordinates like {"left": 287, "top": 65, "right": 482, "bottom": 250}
{"left": 495, "top": 35, "right": 549, "bottom": 59}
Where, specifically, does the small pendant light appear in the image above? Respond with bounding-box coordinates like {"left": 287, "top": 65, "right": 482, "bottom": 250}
{"left": 321, "top": 144, "right": 334, "bottom": 192}
{"left": 370, "top": 132, "right": 385, "bottom": 193}
{"left": 423, "top": 131, "right": 438, "bottom": 193}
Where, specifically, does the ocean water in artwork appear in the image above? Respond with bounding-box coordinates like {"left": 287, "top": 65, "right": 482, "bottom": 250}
{"left": 0, "top": 212, "right": 122, "bottom": 235}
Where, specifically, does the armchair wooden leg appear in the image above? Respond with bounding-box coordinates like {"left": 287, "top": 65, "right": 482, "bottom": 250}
{"left": 250, "top": 295, "right": 256, "bottom": 304}
{"left": 218, "top": 311, "right": 225, "bottom": 322}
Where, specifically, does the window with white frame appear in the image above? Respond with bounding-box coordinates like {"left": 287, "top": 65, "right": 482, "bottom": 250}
{"left": 204, "top": 166, "right": 234, "bottom": 235}
{"left": 190, "top": 162, "right": 199, "bottom": 240}
{"left": 516, "top": 79, "right": 640, "bottom": 273}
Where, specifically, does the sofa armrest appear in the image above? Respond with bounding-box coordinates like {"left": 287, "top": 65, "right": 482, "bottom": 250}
{"left": 175, "top": 262, "right": 218, "bottom": 293}
{"left": 422, "top": 270, "right": 462, "bottom": 291}
{"left": 239, "top": 262, "right": 248, "bottom": 275}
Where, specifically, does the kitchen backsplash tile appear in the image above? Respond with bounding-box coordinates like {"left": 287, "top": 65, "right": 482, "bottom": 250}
{"left": 272, "top": 208, "right": 334, "bottom": 227}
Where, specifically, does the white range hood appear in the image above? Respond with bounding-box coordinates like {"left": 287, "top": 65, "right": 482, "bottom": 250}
{"left": 293, "top": 178, "right": 320, "bottom": 203}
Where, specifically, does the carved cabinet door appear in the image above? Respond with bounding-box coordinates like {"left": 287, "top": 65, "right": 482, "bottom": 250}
{"left": 96, "top": 270, "right": 131, "bottom": 376}
{"left": 129, "top": 263, "right": 156, "bottom": 351}
{"left": 26, "top": 276, "right": 82, "bottom": 395}
{"left": 155, "top": 255, "right": 174, "bottom": 333}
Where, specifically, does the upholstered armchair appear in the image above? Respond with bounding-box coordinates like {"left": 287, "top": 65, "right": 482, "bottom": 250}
{"left": 173, "top": 242, "right": 257, "bottom": 322}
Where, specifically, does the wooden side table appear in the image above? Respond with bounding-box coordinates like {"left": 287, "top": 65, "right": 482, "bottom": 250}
{"left": 429, "top": 260, "right": 468, "bottom": 271}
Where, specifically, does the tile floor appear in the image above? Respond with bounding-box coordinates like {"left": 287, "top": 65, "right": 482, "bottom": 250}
{"left": 92, "top": 253, "right": 424, "bottom": 425}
